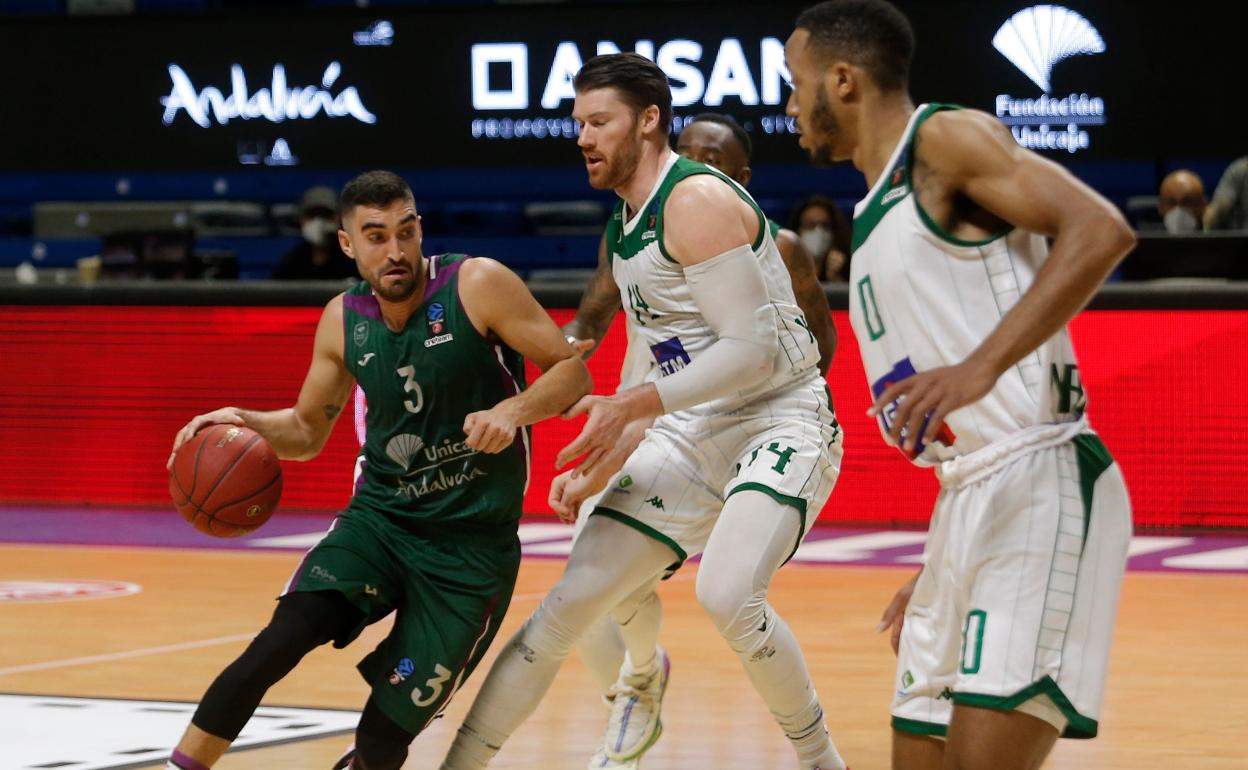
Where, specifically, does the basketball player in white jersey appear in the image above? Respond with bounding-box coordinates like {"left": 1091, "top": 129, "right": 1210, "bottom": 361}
{"left": 785, "top": 2, "right": 1136, "bottom": 769}
{"left": 440, "top": 53, "right": 849, "bottom": 770}
{"left": 559, "top": 111, "right": 837, "bottom": 770}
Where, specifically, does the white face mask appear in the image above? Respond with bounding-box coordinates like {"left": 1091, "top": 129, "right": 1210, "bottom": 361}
{"left": 1163, "top": 207, "right": 1199, "bottom": 234}
{"left": 302, "top": 218, "right": 339, "bottom": 246}
{"left": 799, "top": 226, "right": 833, "bottom": 257}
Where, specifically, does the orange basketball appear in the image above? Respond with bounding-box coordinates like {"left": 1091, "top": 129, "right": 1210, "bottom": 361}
{"left": 169, "top": 423, "right": 282, "bottom": 537}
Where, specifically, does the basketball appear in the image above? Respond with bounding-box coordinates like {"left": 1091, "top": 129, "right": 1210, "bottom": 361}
{"left": 169, "top": 424, "right": 283, "bottom": 538}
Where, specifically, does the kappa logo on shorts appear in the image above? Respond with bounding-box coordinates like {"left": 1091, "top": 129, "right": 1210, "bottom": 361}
{"left": 389, "top": 657, "right": 415, "bottom": 685}
{"left": 645, "top": 496, "right": 665, "bottom": 511}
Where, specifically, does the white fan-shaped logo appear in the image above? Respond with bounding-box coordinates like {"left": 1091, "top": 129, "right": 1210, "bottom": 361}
{"left": 993, "top": 5, "right": 1105, "bottom": 92}
{"left": 385, "top": 433, "right": 425, "bottom": 470}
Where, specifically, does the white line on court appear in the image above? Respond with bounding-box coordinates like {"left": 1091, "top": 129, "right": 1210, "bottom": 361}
{"left": 0, "top": 568, "right": 696, "bottom": 678}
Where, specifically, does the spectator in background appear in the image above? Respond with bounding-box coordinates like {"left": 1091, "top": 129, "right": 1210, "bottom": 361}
{"left": 790, "top": 195, "right": 852, "bottom": 281}
{"left": 1157, "top": 170, "right": 1207, "bottom": 234}
{"left": 271, "top": 185, "right": 358, "bottom": 281}
{"left": 1205, "top": 157, "right": 1248, "bottom": 231}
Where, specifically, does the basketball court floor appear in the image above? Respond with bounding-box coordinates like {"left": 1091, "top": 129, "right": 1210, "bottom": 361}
{"left": 2, "top": 507, "right": 1246, "bottom": 770}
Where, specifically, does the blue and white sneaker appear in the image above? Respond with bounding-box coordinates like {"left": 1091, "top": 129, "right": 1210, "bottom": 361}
{"left": 602, "top": 646, "right": 670, "bottom": 763}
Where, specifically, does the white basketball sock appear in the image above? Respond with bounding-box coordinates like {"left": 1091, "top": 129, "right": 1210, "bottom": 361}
{"left": 696, "top": 491, "right": 847, "bottom": 770}
{"left": 440, "top": 517, "right": 673, "bottom": 769}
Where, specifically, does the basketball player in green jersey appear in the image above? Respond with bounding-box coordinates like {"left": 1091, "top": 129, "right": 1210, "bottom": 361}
{"left": 163, "top": 170, "right": 591, "bottom": 770}
{"left": 559, "top": 111, "right": 837, "bottom": 770}
{"left": 786, "top": 3, "right": 1135, "bottom": 769}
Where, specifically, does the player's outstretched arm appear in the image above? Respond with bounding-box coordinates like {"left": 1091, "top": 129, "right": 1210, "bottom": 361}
{"left": 562, "top": 232, "right": 621, "bottom": 357}
{"left": 459, "top": 258, "right": 592, "bottom": 454}
{"left": 775, "top": 228, "right": 836, "bottom": 374}
{"left": 168, "top": 295, "right": 355, "bottom": 467}
{"left": 871, "top": 110, "right": 1135, "bottom": 453}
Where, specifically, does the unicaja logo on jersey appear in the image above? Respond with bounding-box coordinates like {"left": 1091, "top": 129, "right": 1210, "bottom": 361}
{"left": 385, "top": 433, "right": 426, "bottom": 470}
{"left": 992, "top": 5, "right": 1106, "bottom": 154}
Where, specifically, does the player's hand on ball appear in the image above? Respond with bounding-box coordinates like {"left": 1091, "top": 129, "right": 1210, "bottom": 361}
{"left": 168, "top": 407, "right": 246, "bottom": 471}
{"left": 876, "top": 568, "right": 922, "bottom": 655}
{"left": 463, "top": 406, "right": 518, "bottom": 454}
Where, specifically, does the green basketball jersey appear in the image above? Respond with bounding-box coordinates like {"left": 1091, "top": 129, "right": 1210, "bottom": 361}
{"left": 342, "top": 254, "right": 529, "bottom": 531}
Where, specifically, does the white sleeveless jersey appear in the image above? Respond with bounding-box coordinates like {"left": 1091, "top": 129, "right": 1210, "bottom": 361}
{"left": 608, "top": 152, "right": 820, "bottom": 417}
{"left": 848, "top": 104, "right": 1087, "bottom": 466}
{"left": 617, "top": 320, "right": 657, "bottom": 391}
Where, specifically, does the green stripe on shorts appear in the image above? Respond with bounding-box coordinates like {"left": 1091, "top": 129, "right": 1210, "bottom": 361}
{"left": 591, "top": 507, "right": 687, "bottom": 570}
{"left": 891, "top": 716, "right": 948, "bottom": 737}
{"left": 726, "top": 482, "right": 808, "bottom": 563}
{"left": 953, "top": 675, "right": 1099, "bottom": 738}
{"left": 1072, "top": 434, "right": 1114, "bottom": 546}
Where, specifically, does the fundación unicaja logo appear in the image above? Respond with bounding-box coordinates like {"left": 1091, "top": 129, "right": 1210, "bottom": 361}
{"left": 992, "top": 5, "right": 1106, "bottom": 154}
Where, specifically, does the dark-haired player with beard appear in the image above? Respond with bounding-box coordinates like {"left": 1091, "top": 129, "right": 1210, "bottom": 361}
{"left": 786, "top": 2, "right": 1135, "bottom": 769}
{"left": 441, "top": 54, "right": 849, "bottom": 770}
{"left": 163, "top": 170, "right": 591, "bottom": 770}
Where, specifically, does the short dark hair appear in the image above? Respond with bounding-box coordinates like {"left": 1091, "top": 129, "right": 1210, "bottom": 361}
{"left": 574, "top": 53, "right": 673, "bottom": 135}
{"left": 338, "top": 170, "right": 414, "bottom": 220}
{"left": 689, "top": 113, "right": 753, "bottom": 160}
{"left": 796, "top": 0, "right": 915, "bottom": 92}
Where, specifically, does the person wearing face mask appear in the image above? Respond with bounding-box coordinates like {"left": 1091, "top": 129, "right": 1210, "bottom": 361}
{"left": 790, "top": 195, "right": 852, "bottom": 281}
{"left": 1157, "top": 170, "right": 1207, "bottom": 234}
{"left": 271, "top": 185, "right": 359, "bottom": 281}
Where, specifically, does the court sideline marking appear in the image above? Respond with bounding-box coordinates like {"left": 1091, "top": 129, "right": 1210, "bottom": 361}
{"left": 0, "top": 575, "right": 695, "bottom": 678}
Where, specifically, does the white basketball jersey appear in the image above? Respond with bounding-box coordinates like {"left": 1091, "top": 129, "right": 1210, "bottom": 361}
{"left": 849, "top": 104, "right": 1087, "bottom": 465}
{"left": 608, "top": 152, "right": 820, "bottom": 416}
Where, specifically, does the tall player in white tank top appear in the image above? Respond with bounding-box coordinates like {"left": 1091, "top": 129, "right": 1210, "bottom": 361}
{"left": 787, "top": 3, "right": 1136, "bottom": 770}
{"left": 559, "top": 112, "right": 837, "bottom": 770}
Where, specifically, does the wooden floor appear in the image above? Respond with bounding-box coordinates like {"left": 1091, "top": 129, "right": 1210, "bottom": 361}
{"left": 2, "top": 543, "right": 1246, "bottom": 769}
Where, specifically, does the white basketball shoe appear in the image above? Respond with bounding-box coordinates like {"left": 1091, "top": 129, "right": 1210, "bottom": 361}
{"left": 601, "top": 646, "right": 670, "bottom": 763}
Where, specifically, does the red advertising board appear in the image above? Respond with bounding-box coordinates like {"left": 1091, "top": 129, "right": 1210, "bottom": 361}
{"left": 1, "top": 306, "right": 1244, "bottom": 529}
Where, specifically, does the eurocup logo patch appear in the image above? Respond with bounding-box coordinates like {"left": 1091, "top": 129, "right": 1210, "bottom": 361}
{"left": 390, "top": 657, "right": 415, "bottom": 685}
{"left": 427, "top": 302, "right": 446, "bottom": 335}
{"left": 992, "top": 5, "right": 1104, "bottom": 92}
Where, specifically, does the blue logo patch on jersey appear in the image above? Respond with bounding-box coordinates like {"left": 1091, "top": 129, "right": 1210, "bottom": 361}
{"left": 427, "top": 302, "right": 446, "bottom": 335}
{"left": 650, "top": 337, "right": 691, "bottom": 377}
{"left": 389, "top": 656, "right": 416, "bottom": 685}
{"left": 870, "top": 357, "right": 957, "bottom": 458}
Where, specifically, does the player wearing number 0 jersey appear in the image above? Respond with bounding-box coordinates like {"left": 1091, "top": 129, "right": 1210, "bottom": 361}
{"left": 787, "top": 3, "right": 1136, "bottom": 770}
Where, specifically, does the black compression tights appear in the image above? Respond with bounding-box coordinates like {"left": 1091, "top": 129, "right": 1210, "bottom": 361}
{"left": 351, "top": 697, "right": 417, "bottom": 770}
{"left": 191, "top": 591, "right": 363, "bottom": 741}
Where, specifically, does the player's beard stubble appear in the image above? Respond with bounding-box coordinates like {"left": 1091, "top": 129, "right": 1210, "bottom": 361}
{"left": 806, "top": 85, "right": 841, "bottom": 167}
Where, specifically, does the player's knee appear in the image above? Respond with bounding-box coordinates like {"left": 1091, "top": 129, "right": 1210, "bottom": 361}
{"left": 695, "top": 574, "right": 764, "bottom": 639}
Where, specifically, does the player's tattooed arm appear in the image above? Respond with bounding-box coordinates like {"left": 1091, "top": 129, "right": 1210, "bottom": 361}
{"left": 562, "top": 232, "right": 621, "bottom": 357}
{"left": 775, "top": 228, "right": 836, "bottom": 375}
{"left": 322, "top": 404, "right": 342, "bottom": 421}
